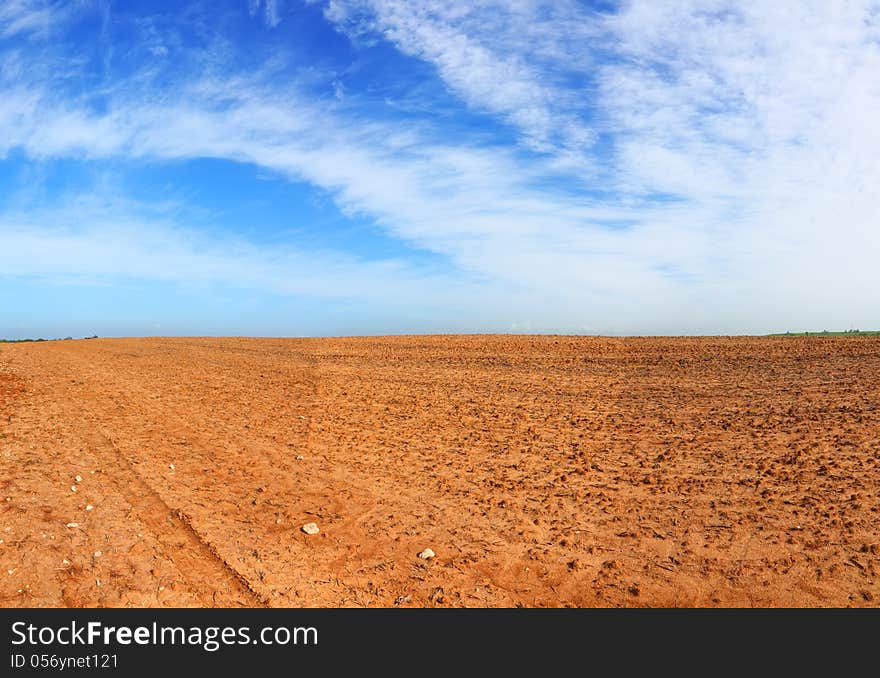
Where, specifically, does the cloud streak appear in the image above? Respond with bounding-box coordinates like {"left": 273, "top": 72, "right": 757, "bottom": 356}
{"left": 0, "top": 0, "right": 57, "bottom": 38}
{"left": 249, "top": 0, "right": 283, "bottom": 27}
{"left": 323, "top": 0, "right": 601, "bottom": 155}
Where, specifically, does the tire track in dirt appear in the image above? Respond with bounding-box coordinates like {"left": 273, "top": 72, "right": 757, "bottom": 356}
{"left": 18, "top": 341, "right": 274, "bottom": 607}
{"left": 87, "top": 428, "right": 267, "bottom": 607}
{"left": 51, "top": 341, "right": 338, "bottom": 605}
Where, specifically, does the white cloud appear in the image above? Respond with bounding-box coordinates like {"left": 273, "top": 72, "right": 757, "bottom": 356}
{"left": 0, "top": 190, "right": 487, "bottom": 306}
{"left": 0, "top": 76, "right": 697, "bottom": 329}
{"left": 0, "top": 0, "right": 55, "bottom": 38}
{"left": 248, "top": 0, "right": 283, "bottom": 27}
{"left": 322, "top": 0, "right": 600, "bottom": 155}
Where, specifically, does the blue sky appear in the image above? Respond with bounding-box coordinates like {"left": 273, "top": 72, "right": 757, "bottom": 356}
{"left": 1, "top": 0, "right": 879, "bottom": 338}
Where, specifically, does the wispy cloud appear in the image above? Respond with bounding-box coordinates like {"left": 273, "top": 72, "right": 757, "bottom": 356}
{"left": 322, "top": 0, "right": 600, "bottom": 156}
{"left": 0, "top": 0, "right": 56, "bottom": 38}
{"left": 249, "top": 0, "right": 283, "bottom": 27}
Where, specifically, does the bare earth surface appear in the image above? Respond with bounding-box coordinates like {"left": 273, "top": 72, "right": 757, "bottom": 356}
{"left": 1, "top": 336, "right": 878, "bottom": 607}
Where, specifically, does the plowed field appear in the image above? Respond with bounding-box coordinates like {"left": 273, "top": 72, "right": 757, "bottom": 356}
{"left": 1, "top": 336, "right": 878, "bottom": 607}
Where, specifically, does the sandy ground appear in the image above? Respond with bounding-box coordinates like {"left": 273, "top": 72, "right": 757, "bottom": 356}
{"left": 0, "top": 335, "right": 878, "bottom": 607}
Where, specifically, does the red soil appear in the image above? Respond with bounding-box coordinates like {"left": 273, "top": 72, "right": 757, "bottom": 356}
{"left": 1, "top": 336, "right": 878, "bottom": 607}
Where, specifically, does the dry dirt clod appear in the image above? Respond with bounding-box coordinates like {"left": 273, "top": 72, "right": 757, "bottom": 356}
{"left": 301, "top": 522, "right": 320, "bottom": 535}
{"left": 418, "top": 548, "right": 436, "bottom": 560}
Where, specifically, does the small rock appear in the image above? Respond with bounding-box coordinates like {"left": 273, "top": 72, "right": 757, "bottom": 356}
{"left": 418, "top": 548, "right": 436, "bottom": 560}
{"left": 169, "top": 464, "right": 175, "bottom": 470}
{"left": 66, "top": 522, "right": 79, "bottom": 528}
{"left": 75, "top": 475, "right": 82, "bottom": 483}
{"left": 295, "top": 455, "right": 305, "bottom": 460}
{"left": 93, "top": 551, "right": 102, "bottom": 558}
{"left": 301, "top": 522, "right": 320, "bottom": 535}
{"left": 70, "top": 485, "right": 78, "bottom": 493}
{"left": 86, "top": 505, "right": 94, "bottom": 511}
